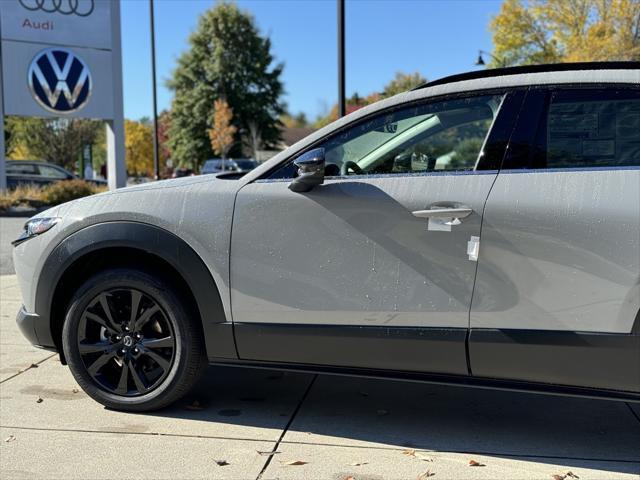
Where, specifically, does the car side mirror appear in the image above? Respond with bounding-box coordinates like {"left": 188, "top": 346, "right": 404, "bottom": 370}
{"left": 288, "top": 148, "right": 325, "bottom": 193}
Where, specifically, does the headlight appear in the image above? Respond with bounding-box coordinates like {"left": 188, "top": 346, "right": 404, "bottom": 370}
{"left": 12, "top": 217, "right": 61, "bottom": 246}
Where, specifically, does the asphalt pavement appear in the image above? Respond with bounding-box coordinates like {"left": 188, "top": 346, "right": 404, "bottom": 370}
{"left": 1, "top": 273, "right": 639, "bottom": 479}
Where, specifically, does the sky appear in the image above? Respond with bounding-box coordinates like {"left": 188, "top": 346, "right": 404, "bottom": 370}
{"left": 120, "top": 0, "right": 503, "bottom": 122}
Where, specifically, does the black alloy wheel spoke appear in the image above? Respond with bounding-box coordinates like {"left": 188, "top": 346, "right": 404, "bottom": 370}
{"left": 115, "top": 361, "right": 130, "bottom": 395}
{"left": 84, "top": 312, "right": 119, "bottom": 335}
{"left": 87, "top": 350, "right": 117, "bottom": 376}
{"left": 129, "top": 364, "right": 150, "bottom": 394}
{"left": 78, "top": 288, "right": 175, "bottom": 397}
{"left": 78, "top": 340, "right": 112, "bottom": 354}
{"left": 129, "top": 290, "right": 143, "bottom": 329}
{"left": 133, "top": 305, "right": 160, "bottom": 332}
{"left": 139, "top": 346, "right": 171, "bottom": 372}
{"left": 140, "top": 336, "right": 173, "bottom": 349}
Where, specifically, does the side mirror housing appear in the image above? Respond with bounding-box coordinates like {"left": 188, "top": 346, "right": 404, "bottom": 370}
{"left": 288, "top": 148, "right": 325, "bottom": 193}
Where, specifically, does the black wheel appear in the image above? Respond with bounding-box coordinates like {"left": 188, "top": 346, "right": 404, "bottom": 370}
{"left": 62, "top": 268, "right": 206, "bottom": 411}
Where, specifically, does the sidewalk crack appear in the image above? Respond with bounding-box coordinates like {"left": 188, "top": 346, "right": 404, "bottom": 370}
{"left": 255, "top": 374, "right": 317, "bottom": 480}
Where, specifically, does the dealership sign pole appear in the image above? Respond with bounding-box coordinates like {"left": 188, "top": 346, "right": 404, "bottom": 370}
{"left": 0, "top": 0, "right": 126, "bottom": 191}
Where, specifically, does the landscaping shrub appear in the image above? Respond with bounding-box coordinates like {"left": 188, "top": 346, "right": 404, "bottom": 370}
{"left": 0, "top": 180, "right": 105, "bottom": 212}
{"left": 41, "top": 179, "right": 104, "bottom": 205}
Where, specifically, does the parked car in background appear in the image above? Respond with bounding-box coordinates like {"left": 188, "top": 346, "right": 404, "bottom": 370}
{"left": 11, "top": 62, "right": 640, "bottom": 412}
{"left": 202, "top": 158, "right": 258, "bottom": 174}
{"left": 6, "top": 161, "right": 107, "bottom": 189}
{"left": 171, "top": 167, "right": 195, "bottom": 178}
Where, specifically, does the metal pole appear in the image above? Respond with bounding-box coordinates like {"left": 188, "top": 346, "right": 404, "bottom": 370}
{"left": 107, "top": 0, "right": 127, "bottom": 190}
{"left": 337, "top": 0, "right": 345, "bottom": 118}
{"left": 0, "top": 19, "right": 6, "bottom": 192}
{"left": 150, "top": 0, "right": 160, "bottom": 180}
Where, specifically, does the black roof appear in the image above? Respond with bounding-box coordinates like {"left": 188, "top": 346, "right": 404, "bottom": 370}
{"left": 413, "top": 61, "right": 640, "bottom": 90}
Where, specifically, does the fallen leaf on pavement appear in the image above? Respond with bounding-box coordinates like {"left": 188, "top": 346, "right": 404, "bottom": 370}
{"left": 403, "top": 449, "right": 417, "bottom": 457}
{"left": 349, "top": 462, "right": 368, "bottom": 466}
{"left": 415, "top": 452, "right": 434, "bottom": 462}
{"left": 257, "top": 451, "right": 281, "bottom": 456}
{"left": 551, "top": 475, "right": 566, "bottom": 480}
{"left": 185, "top": 400, "right": 204, "bottom": 411}
{"left": 72, "top": 388, "right": 79, "bottom": 394}
{"left": 280, "top": 460, "right": 308, "bottom": 466}
{"left": 214, "top": 460, "right": 229, "bottom": 466}
{"left": 344, "top": 476, "right": 356, "bottom": 480}
{"left": 468, "top": 459, "right": 485, "bottom": 467}
{"left": 4, "top": 435, "right": 16, "bottom": 443}
{"left": 29, "top": 363, "right": 39, "bottom": 368}
{"left": 565, "top": 473, "right": 579, "bottom": 479}
{"left": 417, "top": 468, "right": 435, "bottom": 479}
{"left": 36, "top": 397, "right": 43, "bottom": 403}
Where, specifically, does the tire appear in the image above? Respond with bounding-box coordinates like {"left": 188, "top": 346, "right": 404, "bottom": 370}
{"left": 62, "top": 268, "right": 207, "bottom": 412}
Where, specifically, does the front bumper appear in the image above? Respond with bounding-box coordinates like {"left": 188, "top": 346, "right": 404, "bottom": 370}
{"left": 16, "top": 305, "right": 56, "bottom": 351}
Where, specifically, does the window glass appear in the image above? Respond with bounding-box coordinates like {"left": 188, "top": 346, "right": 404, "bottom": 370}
{"left": 38, "top": 165, "right": 70, "bottom": 179}
{"left": 6, "top": 163, "right": 37, "bottom": 175}
{"left": 270, "top": 94, "right": 503, "bottom": 178}
{"left": 543, "top": 89, "right": 639, "bottom": 168}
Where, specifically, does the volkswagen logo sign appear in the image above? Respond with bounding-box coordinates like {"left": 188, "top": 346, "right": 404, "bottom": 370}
{"left": 28, "top": 48, "right": 92, "bottom": 114}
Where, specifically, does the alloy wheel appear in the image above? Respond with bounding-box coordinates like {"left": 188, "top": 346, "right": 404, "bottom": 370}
{"left": 77, "top": 288, "right": 176, "bottom": 396}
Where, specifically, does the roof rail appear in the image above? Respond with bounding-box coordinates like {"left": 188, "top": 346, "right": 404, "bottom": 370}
{"left": 412, "top": 61, "right": 640, "bottom": 90}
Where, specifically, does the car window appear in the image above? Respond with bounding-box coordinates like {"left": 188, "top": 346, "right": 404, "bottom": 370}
{"left": 6, "top": 163, "right": 38, "bottom": 175}
{"left": 38, "top": 164, "right": 70, "bottom": 179}
{"left": 530, "top": 89, "right": 640, "bottom": 169}
{"left": 270, "top": 94, "right": 503, "bottom": 179}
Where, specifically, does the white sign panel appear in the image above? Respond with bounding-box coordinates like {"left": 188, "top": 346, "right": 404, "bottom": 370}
{"left": 2, "top": 40, "right": 114, "bottom": 119}
{"left": 0, "top": 0, "right": 112, "bottom": 50}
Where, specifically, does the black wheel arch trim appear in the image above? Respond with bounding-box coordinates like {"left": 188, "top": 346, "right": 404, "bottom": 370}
{"left": 35, "top": 221, "right": 237, "bottom": 359}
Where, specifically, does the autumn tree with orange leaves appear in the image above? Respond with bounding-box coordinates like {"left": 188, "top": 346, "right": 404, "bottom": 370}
{"left": 208, "top": 99, "right": 237, "bottom": 160}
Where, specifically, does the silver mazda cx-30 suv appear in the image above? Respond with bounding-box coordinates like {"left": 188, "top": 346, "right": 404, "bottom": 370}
{"left": 13, "top": 62, "right": 640, "bottom": 411}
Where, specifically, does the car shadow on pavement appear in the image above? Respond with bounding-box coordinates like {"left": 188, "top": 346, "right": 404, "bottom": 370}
{"left": 146, "top": 366, "right": 640, "bottom": 476}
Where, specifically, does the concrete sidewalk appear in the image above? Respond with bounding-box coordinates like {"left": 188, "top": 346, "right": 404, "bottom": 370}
{"left": 1, "top": 274, "right": 639, "bottom": 479}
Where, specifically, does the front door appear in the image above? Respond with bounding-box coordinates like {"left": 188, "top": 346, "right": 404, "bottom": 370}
{"left": 230, "top": 90, "right": 522, "bottom": 375}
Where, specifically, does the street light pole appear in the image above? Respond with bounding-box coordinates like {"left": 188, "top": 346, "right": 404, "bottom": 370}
{"left": 337, "top": 0, "right": 345, "bottom": 117}
{"left": 150, "top": 0, "right": 160, "bottom": 180}
{"left": 475, "top": 50, "right": 508, "bottom": 68}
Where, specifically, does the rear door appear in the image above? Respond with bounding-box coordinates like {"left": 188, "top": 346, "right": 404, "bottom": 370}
{"left": 470, "top": 86, "right": 640, "bottom": 392}
{"left": 230, "top": 90, "right": 524, "bottom": 375}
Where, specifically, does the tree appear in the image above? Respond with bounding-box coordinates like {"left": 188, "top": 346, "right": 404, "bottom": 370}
{"left": 381, "top": 71, "right": 427, "bottom": 97}
{"left": 124, "top": 119, "right": 153, "bottom": 176}
{"left": 167, "top": 2, "right": 285, "bottom": 169}
{"left": 490, "top": 0, "right": 640, "bottom": 66}
{"left": 6, "top": 117, "right": 101, "bottom": 170}
{"left": 208, "top": 99, "right": 237, "bottom": 159}
{"left": 281, "top": 112, "right": 309, "bottom": 128}
{"left": 314, "top": 71, "right": 426, "bottom": 128}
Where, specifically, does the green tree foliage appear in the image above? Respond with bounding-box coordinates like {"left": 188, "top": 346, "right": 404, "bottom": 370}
{"left": 167, "top": 2, "right": 284, "bottom": 169}
{"left": 381, "top": 71, "right": 427, "bottom": 97}
{"left": 6, "top": 117, "right": 101, "bottom": 170}
{"left": 490, "top": 0, "right": 640, "bottom": 66}
{"left": 314, "top": 71, "right": 427, "bottom": 128}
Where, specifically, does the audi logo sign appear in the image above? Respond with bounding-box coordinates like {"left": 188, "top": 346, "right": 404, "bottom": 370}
{"left": 28, "top": 48, "right": 92, "bottom": 113}
{"left": 18, "top": 0, "right": 95, "bottom": 17}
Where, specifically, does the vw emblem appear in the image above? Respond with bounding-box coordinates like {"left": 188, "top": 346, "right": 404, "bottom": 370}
{"left": 28, "top": 48, "right": 92, "bottom": 114}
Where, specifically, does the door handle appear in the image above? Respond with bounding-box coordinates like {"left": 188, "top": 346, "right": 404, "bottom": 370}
{"left": 411, "top": 207, "right": 473, "bottom": 219}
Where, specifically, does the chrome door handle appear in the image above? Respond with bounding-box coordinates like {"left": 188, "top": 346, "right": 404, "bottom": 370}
{"left": 411, "top": 207, "right": 473, "bottom": 219}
